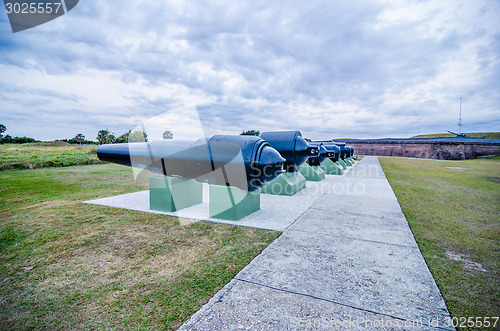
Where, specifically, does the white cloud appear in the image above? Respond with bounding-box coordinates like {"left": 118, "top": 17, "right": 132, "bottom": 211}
{"left": 0, "top": 0, "right": 499, "bottom": 140}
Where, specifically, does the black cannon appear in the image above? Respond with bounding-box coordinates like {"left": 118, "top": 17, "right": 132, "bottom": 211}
{"left": 306, "top": 143, "right": 328, "bottom": 166}
{"left": 346, "top": 146, "right": 354, "bottom": 158}
{"left": 311, "top": 140, "right": 340, "bottom": 163}
{"left": 344, "top": 146, "right": 350, "bottom": 158}
{"left": 329, "top": 143, "right": 341, "bottom": 162}
{"left": 97, "top": 135, "right": 285, "bottom": 191}
{"left": 332, "top": 141, "right": 347, "bottom": 160}
{"left": 260, "top": 131, "right": 320, "bottom": 172}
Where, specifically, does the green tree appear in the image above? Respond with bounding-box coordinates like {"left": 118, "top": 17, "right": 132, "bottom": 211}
{"left": 0, "top": 124, "right": 6, "bottom": 135}
{"left": 13, "top": 136, "right": 36, "bottom": 143}
{"left": 74, "top": 133, "right": 85, "bottom": 145}
{"left": 107, "top": 134, "right": 116, "bottom": 144}
{"left": 162, "top": 130, "right": 174, "bottom": 139}
{"left": 1, "top": 135, "right": 12, "bottom": 143}
{"left": 116, "top": 130, "right": 131, "bottom": 143}
{"left": 97, "top": 129, "right": 111, "bottom": 144}
{"left": 128, "top": 130, "right": 148, "bottom": 143}
{"left": 240, "top": 130, "right": 260, "bottom": 136}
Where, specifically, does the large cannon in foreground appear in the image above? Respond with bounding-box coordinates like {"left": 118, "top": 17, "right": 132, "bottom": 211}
{"left": 259, "top": 131, "right": 320, "bottom": 172}
{"left": 97, "top": 135, "right": 285, "bottom": 191}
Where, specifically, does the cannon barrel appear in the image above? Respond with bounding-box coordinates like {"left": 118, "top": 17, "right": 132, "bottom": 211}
{"left": 97, "top": 135, "right": 285, "bottom": 191}
{"left": 311, "top": 140, "right": 340, "bottom": 162}
{"left": 332, "top": 141, "right": 347, "bottom": 159}
{"left": 260, "top": 131, "right": 320, "bottom": 172}
{"left": 346, "top": 146, "right": 354, "bottom": 158}
{"left": 306, "top": 143, "right": 329, "bottom": 166}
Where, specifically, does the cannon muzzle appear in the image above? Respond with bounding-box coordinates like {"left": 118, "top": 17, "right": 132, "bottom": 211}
{"left": 332, "top": 141, "right": 347, "bottom": 160}
{"left": 311, "top": 140, "right": 340, "bottom": 163}
{"left": 260, "top": 131, "right": 320, "bottom": 172}
{"left": 306, "top": 143, "right": 328, "bottom": 166}
{"left": 346, "top": 146, "right": 354, "bottom": 157}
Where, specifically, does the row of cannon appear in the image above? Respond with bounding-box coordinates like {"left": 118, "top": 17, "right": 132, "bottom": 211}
{"left": 97, "top": 131, "right": 354, "bottom": 192}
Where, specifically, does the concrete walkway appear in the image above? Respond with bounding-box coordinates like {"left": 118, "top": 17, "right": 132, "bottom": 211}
{"left": 180, "top": 156, "right": 453, "bottom": 330}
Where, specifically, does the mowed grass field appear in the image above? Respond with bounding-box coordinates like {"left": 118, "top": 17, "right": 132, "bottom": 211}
{"left": 379, "top": 156, "right": 500, "bottom": 324}
{"left": 0, "top": 161, "right": 280, "bottom": 329}
{"left": 2, "top": 144, "right": 498, "bottom": 329}
{"left": 0, "top": 143, "right": 102, "bottom": 170}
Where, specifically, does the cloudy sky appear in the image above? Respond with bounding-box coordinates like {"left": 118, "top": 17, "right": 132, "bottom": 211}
{"left": 1, "top": 0, "right": 499, "bottom": 141}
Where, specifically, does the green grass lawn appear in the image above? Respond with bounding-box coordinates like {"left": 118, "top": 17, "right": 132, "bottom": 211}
{"left": 2, "top": 144, "right": 498, "bottom": 329}
{"left": 379, "top": 156, "right": 500, "bottom": 324}
{"left": 0, "top": 143, "right": 102, "bottom": 170}
{"left": 0, "top": 164, "right": 280, "bottom": 329}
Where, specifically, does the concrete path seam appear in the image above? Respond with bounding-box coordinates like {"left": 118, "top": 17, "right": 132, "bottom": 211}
{"left": 311, "top": 206, "right": 403, "bottom": 216}
{"left": 283, "top": 193, "right": 325, "bottom": 231}
{"left": 232, "top": 278, "right": 453, "bottom": 331}
{"left": 283, "top": 162, "right": 356, "bottom": 231}
{"left": 287, "top": 228, "right": 419, "bottom": 249}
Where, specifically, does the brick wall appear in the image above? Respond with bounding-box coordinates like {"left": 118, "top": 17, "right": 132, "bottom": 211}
{"left": 345, "top": 141, "right": 500, "bottom": 160}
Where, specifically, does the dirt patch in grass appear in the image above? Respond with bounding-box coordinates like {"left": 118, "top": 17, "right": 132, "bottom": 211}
{"left": 445, "top": 252, "right": 488, "bottom": 273}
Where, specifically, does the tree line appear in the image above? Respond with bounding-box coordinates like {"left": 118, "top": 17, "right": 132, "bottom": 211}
{"left": 0, "top": 123, "right": 263, "bottom": 144}
{"left": 0, "top": 124, "right": 40, "bottom": 144}
{"left": 0, "top": 124, "right": 175, "bottom": 145}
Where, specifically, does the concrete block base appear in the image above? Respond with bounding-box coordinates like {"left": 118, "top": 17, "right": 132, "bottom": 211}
{"left": 337, "top": 158, "right": 347, "bottom": 169}
{"left": 149, "top": 176, "right": 203, "bottom": 212}
{"left": 209, "top": 185, "right": 260, "bottom": 220}
{"left": 260, "top": 172, "right": 306, "bottom": 196}
{"left": 320, "top": 159, "right": 344, "bottom": 175}
{"left": 299, "top": 163, "right": 326, "bottom": 181}
{"left": 345, "top": 157, "right": 354, "bottom": 166}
